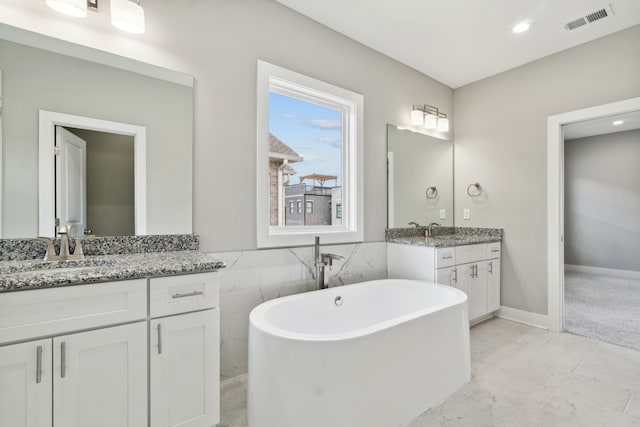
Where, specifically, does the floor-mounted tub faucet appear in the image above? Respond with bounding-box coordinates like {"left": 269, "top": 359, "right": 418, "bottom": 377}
{"left": 314, "top": 236, "right": 346, "bottom": 290}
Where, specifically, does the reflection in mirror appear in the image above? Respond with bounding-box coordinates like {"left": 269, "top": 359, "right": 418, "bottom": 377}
{"left": 38, "top": 110, "right": 146, "bottom": 238}
{"left": 0, "top": 28, "right": 193, "bottom": 239}
{"left": 387, "top": 124, "right": 454, "bottom": 228}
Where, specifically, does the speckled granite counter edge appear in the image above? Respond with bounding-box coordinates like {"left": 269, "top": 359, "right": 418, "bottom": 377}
{"left": 386, "top": 226, "right": 503, "bottom": 248}
{"left": 0, "top": 234, "right": 200, "bottom": 261}
{"left": 0, "top": 251, "right": 225, "bottom": 293}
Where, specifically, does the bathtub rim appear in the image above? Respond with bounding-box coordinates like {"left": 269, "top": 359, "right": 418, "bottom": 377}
{"left": 249, "top": 279, "right": 468, "bottom": 342}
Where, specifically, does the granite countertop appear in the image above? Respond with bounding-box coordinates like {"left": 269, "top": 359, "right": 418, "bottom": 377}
{"left": 0, "top": 251, "right": 225, "bottom": 293}
{"left": 387, "top": 234, "right": 502, "bottom": 248}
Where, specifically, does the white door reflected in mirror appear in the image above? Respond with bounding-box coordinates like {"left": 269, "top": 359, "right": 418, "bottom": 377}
{"left": 55, "top": 126, "right": 87, "bottom": 237}
{"left": 39, "top": 111, "right": 147, "bottom": 238}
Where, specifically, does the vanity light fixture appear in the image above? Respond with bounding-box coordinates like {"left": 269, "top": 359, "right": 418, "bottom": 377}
{"left": 612, "top": 120, "right": 624, "bottom": 125}
{"left": 411, "top": 104, "right": 449, "bottom": 132}
{"left": 46, "top": 0, "right": 145, "bottom": 34}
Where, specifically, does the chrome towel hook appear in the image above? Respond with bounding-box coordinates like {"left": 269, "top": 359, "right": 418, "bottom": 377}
{"left": 425, "top": 186, "right": 438, "bottom": 199}
{"left": 467, "top": 183, "right": 483, "bottom": 197}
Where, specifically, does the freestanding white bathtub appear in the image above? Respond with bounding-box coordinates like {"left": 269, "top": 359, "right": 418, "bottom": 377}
{"left": 247, "top": 279, "right": 470, "bottom": 427}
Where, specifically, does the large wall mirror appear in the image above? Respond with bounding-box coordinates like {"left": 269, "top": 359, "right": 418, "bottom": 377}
{"left": 0, "top": 24, "right": 194, "bottom": 238}
{"left": 387, "top": 124, "right": 453, "bottom": 228}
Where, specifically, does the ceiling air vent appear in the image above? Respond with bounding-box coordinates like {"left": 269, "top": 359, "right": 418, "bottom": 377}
{"left": 565, "top": 17, "right": 587, "bottom": 30}
{"left": 563, "top": 4, "right": 615, "bottom": 31}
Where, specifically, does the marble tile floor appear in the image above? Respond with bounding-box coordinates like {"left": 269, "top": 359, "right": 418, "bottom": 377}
{"left": 220, "top": 318, "right": 640, "bottom": 427}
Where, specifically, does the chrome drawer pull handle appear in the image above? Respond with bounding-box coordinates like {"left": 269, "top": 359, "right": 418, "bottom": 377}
{"left": 157, "top": 324, "right": 162, "bottom": 354}
{"left": 491, "top": 249, "right": 500, "bottom": 252}
{"left": 489, "top": 261, "right": 493, "bottom": 274}
{"left": 36, "top": 345, "right": 43, "bottom": 384}
{"left": 452, "top": 268, "right": 457, "bottom": 283}
{"left": 60, "top": 342, "right": 66, "bottom": 378}
{"left": 172, "top": 291, "right": 204, "bottom": 299}
{"left": 442, "top": 255, "right": 453, "bottom": 259}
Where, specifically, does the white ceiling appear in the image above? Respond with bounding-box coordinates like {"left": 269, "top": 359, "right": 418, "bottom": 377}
{"left": 563, "top": 110, "right": 640, "bottom": 140}
{"left": 274, "top": 0, "right": 640, "bottom": 88}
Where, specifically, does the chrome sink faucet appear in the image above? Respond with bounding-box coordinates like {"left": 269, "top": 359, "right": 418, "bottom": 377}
{"left": 314, "top": 236, "right": 346, "bottom": 290}
{"left": 426, "top": 222, "right": 440, "bottom": 238}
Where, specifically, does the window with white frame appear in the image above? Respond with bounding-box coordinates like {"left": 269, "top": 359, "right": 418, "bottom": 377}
{"left": 256, "top": 60, "right": 363, "bottom": 248}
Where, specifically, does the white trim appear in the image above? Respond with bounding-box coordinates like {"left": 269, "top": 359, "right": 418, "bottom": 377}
{"left": 565, "top": 264, "right": 640, "bottom": 280}
{"left": 0, "top": 23, "right": 193, "bottom": 87}
{"left": 547, "top": 97, "right": 640, "bottom": 332}
{"left": 497, "top": 306, "right": 549, "bottom": 330}
{"left": 0, "top": 69, "right": 3, "bottom": 238}
{"left": 38, "top": 111, "right": 147, "bottom": 237}
{"left": 256, "top": 60, "right": 364, "bottom": 248}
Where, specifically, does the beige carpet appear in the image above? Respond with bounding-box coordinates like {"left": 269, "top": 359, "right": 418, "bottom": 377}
{"left": 565, "top": 270, "right": 640, "bottom": 351}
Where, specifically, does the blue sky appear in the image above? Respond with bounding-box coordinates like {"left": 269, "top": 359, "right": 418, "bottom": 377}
{"left": 269, "top": 91, "right": 342, "bottom": 186}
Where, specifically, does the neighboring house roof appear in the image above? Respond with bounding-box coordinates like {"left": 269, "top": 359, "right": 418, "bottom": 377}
{"left": 269, "top": 133, "right": 303, "bottom": 162}
{"left": 281, "top": 164, "right": 297, "bottom": 176}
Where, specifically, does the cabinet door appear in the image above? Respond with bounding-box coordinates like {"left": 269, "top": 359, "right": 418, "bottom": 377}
{"left": 150, "top": 309, "right": 220, "bottom": 427}
{"left": 436, "top": 266, "right": 461, "bottom": 288}
{"left": 467, "top": 263, "right": 487, "bottom": 320}
{"left": 53, "top": 322, "right": 147, "bottom": 427}
{"left": 486, "top": 259, "right": 501, "bottom": 312}
{"left": 435, "top": 267, "right": 453, "bottom": 286}
{"left": 0, "top": 340, "right": 52, "bottom": 427}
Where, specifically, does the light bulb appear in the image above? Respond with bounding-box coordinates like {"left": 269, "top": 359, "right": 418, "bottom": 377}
{"left": 111, "top": 0, "right": 146, "bottom": 34}
{"left": 46, "top": 0, "right": 87, "bottom": 18}
{"left": 424, "top": 114, "right": 437, "bottom": 129}
{"left": 410, "top": 109, "right": 424, "bottom": 126}
{"left": 437, "top": 117, "right": 450, "bottom": 132}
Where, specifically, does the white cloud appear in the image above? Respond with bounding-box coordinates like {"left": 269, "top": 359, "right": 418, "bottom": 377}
{"left": 282, "top": 113, "right": 295, "bottom": 119}
{"left": 308, "top": 119, "right": 342, "bottom": 130}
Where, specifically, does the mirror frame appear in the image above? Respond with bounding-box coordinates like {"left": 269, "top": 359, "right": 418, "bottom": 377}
{"left": 38, "top": 111, "right": 147, "bottom": 238}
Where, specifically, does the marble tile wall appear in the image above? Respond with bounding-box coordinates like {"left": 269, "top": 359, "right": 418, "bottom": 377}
{"left": 211, "top": 241, "right": 387, "bottom": 379}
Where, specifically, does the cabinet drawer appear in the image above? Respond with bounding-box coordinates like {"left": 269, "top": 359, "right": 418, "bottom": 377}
{"left": 150, "top": 272, "right": 219, "bottom": 318}
{"left": 0, "top": 280, "right": 147, "bottom": 345}
{"left": 486, "top": 242, "right": 501, "bottom": 258}
{"left": 455, "top": 244, "right": 486, "bottom": 264}
{"left": 435, "top": 247, "right": 456, "bottom": 268}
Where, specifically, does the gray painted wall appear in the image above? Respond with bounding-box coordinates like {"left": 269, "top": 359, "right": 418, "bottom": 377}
{"left": 0, "top": 0, "right": 453, "bottom": 251}
{"left": 564, "top": 129, "right": 640, "bottom": 272}
{"left": 0, "top": 39, "right": 193, "bottom": 237}
{"left": 453, "top": 25, "right": 640, "bottom": 315}
{"left": 68, "top": 128, "right": 135, "bottom": 237}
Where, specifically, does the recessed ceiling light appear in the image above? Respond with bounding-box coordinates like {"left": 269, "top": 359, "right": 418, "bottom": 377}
{"left": 513, "top": 20, "right": 533, "bottom": 34}
{"left": 612, "top": 120, "right": 624, "bottom": 125}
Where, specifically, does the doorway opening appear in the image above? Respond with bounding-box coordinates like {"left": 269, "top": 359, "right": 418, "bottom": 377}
{"left": 39, "top": 110, "right": 146, "bottom": 238}
{"left": 547, "top": 97, "right": 640, "bottom": 334}
{"left": 56, "top": 126, "right": 136, "bottom": 237}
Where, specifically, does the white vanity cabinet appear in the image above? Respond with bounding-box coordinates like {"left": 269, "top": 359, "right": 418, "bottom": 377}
{"left": 388, "top": 241, "right": 501, "bottom": 323}
{"left": 149, "top": 273, "right": 220, "bottom": 427}
{"left": 0, "top": 339, "right": 52, "bottom": 427}
{"left": 53, "top": 322, "right": 148, "bottom": 427}
{"left": 0, "top": 271, "right": 221, "bottom": 427}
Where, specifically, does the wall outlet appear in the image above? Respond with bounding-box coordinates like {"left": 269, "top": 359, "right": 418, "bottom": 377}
{"left": 463, "top": 209, "right": 471, "bottom": 220}
{"left": 439, "top": 209, "right": 446, "bottom": 220}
